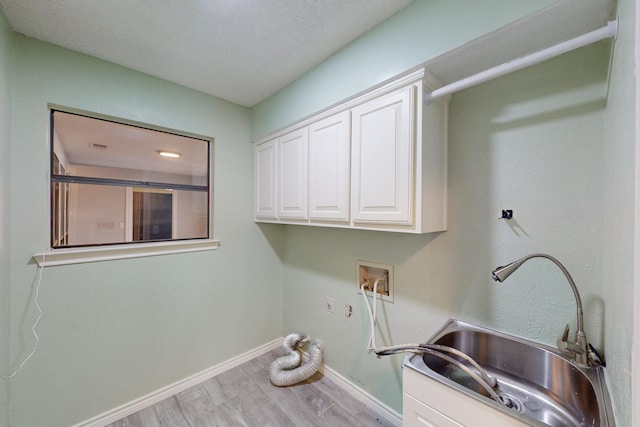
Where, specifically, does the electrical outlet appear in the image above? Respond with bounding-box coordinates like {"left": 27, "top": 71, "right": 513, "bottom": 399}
{"left": 344, "top": 304, "right": 353, "bottom": 318}
{"left": 325, "top": 297, "right": 335, "bottom": 313}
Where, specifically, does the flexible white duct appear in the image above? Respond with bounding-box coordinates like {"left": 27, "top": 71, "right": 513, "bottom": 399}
{"left": 269, "top": 333, "right": 323, "bottom": 387}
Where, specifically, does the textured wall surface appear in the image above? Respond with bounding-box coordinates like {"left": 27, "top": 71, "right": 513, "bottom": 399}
{"left": 7, "top": 36, "right": 284, "bottom": 426}
{"left": 279, "top": 43, "right": 610, "bottom": 413}
{"left": 251, "top": 1, "right": 635, "bottom": 422}
{"left": 0, "top": 9, "right": 12, "bottom": 427}
{"left": 251, "top": 0, "right": 555, "bottom": 140}
{"left": 601, "top": 0, "right": 637, "bottom": 424}
{"left": 0, "top": 0, "right": 413, "bottom": 107}
{"left": 1, "top": 0, "right": 636, "bottom": 425}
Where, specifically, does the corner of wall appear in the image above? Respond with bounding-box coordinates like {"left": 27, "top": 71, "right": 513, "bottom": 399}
{"left": 633, "top": 0, "right": 640, "bottom": 424}
{"left": 601, "top": 0, "right": 637, "bottom": 425}
{"left": 0, "top": 7, "right": 13, "bottom": 427}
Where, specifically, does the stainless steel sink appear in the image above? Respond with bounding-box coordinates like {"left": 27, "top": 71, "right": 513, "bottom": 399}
{"left": 404, "top": 319, "right": 615, "bottom": 426}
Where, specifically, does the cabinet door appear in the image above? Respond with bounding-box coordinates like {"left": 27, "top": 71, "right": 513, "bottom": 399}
{"left": 254, "top": 139, "right": 278, "bottom": 220}
{"left": 351, "top": 85, "right": 414, "bottom": 225}
{"left": 403, "top": 366, "right": 528, "bottom": 427}
{"left": 278, "top": 128, "right": 309, "bottom": 220}
{"left": 308, "top": 111, "right": 351, "bottom": 222}
{"left": 403, "top": 394, "right": 463, "bottom": 427}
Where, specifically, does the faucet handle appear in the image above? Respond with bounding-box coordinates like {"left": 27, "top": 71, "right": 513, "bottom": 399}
{"left": 557, "top": 339, "right": 585, "bottom": 355}
{"left": 560, "top": 323, "right": 571, "bottom": 342}
{"left": 557, "top": 324, "right": 585, "bottom": 355}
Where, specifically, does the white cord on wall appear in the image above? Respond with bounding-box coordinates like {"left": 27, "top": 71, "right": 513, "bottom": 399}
{"left": 361, "top": 279, "right": 396, "bottom": 353}
{"left": 360, "top": 279, "right": 383, "bottom": 351}
{"left": 360, "top": 276, "right": 503, "bottom": 401}
{"left": 2, "top": 260, "right": 45, "bottom": 379}
{"left": 2, "top": 121, "right": 52, "bottom": 379}
{"left": 361, "top": 279, "right": 425, "bottom": 355}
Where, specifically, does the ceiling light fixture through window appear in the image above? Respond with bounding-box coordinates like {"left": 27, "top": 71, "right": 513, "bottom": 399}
{"left": 158, "top": 150, "right": 181, "bottom": 158}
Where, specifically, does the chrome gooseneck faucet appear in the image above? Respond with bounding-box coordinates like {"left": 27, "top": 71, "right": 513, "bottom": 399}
{"left": 491, "top": 253, "right": 589, "bottom": 366}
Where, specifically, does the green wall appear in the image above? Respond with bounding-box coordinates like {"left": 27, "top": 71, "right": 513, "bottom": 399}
{"left": 251, "top": 0, "right": 635, "bottom": 424}
{"left": 0, "top": 9, "right": 12, "bottom": 427}
{"left": 601, "top": 0, "right": 637, "bottom": 425}
{"left": 7, "top": 36, "right": 284, "bottom": 426}
{"left": 278, "top": 43, "right": 611, "bottom": 414}
{"left": 251, "top": 0, "right": 554, "bottom": 140}
{"left": 1, "top": 0, "right": 635, "bottom": 425}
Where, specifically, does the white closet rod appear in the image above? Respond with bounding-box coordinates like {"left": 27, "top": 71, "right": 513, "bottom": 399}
{"left": 425, "top": 19, "right": 618, "bottom": 102}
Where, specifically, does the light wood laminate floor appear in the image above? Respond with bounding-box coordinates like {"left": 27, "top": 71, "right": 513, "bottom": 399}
{"left": 108, "top": 348, "right": 397, "bottom": 427}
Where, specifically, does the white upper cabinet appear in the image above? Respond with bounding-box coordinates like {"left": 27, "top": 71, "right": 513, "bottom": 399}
{"left": 308, "top": 111, "right": 351, "bottom": 222}
{"left": 254, "top": 138, "right": 278, "bottom": 220}
{"left": 253, "top": 68, "right": 448, "bottom": 234}
{"left": 278, "top": 128, "right": 309, "bottom": 220}
{"left": 351, "top": 84, "right": 414, "bottom": 225}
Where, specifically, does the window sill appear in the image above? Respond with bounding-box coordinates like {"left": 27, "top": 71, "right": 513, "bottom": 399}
{"left": 33, "top": 239, "right": 220, "bottom": 267}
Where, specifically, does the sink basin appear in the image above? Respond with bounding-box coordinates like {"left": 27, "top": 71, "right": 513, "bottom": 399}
{"left": 404, "top": 319, "right": 614, "bottom": 426}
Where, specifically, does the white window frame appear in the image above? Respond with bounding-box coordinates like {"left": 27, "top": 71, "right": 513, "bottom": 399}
{"left": 34, "top": 105, "right": 219, "bottom": 267}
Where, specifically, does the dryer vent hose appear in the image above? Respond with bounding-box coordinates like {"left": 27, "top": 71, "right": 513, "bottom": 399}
{"left": 269, "top": 333, "right": 323, "bottom": 387}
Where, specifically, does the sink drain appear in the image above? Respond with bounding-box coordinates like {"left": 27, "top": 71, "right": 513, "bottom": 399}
{"left": 499, "top": 393, "right": 522, "bottom": 412}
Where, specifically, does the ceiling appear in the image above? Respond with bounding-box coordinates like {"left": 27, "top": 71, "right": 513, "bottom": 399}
{"left": 0, "top": 0, "right": 412, "bottom": 107}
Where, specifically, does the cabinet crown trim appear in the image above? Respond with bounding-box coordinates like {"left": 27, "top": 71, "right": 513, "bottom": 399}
{"left": 254, "top": 67, "right": 441, "bottom": 145}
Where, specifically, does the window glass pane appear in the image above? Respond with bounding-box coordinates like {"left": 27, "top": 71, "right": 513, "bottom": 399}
{"left": 64, "top": 183, "right": 128, "bottom": 246}
{"left": 131, "top": 188, "right": 209, "bottom": 242}
{"left": 51, "top": 109, "right": 211, "bottom": 248}
{"left": 53, "top": 111, "right": 208, "bottom": 186}
{"left": 54, "top": 184, "right": 209, "bottom": 248}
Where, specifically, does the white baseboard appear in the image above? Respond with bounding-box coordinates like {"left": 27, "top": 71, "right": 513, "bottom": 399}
{"left": 319, "top": 364, "right": 403, "bottom": 426}
{"left": 73, "top": 338, "right": 282, "bottom": 427}
{"left": 75, "top": 338, "right": 403, "bottom": 427}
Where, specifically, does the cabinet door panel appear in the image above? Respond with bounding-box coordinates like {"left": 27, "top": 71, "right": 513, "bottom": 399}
{"left": 403, "top": 366, "right": 528, "bottom": 427}
{"left": 351, "top": 85, "right": 414, "bottom": 224}
{"left": 278, "top": 128, "right": 308, "bottom": 219}
{"left": 308, "top": 111, "right": 350, "bottom": 221}
{"left": 254, "top": 139, "right": 277, "bottom": 219}
{"left": 403, "top": 394, "right": 463, "bottom": 427}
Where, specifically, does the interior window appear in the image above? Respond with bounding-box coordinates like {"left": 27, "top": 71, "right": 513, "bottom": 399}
{"left": 50, "top": 109, "right": 211, "bottom": 248}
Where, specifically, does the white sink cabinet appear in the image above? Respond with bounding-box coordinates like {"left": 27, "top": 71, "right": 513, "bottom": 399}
{"left": 403, "top": 366, "right": 529, "bottom": 427}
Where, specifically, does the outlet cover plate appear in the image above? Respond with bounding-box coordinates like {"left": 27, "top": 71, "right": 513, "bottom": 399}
{"left": 325, "top": 297, "right": 335, "bottom": 313}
